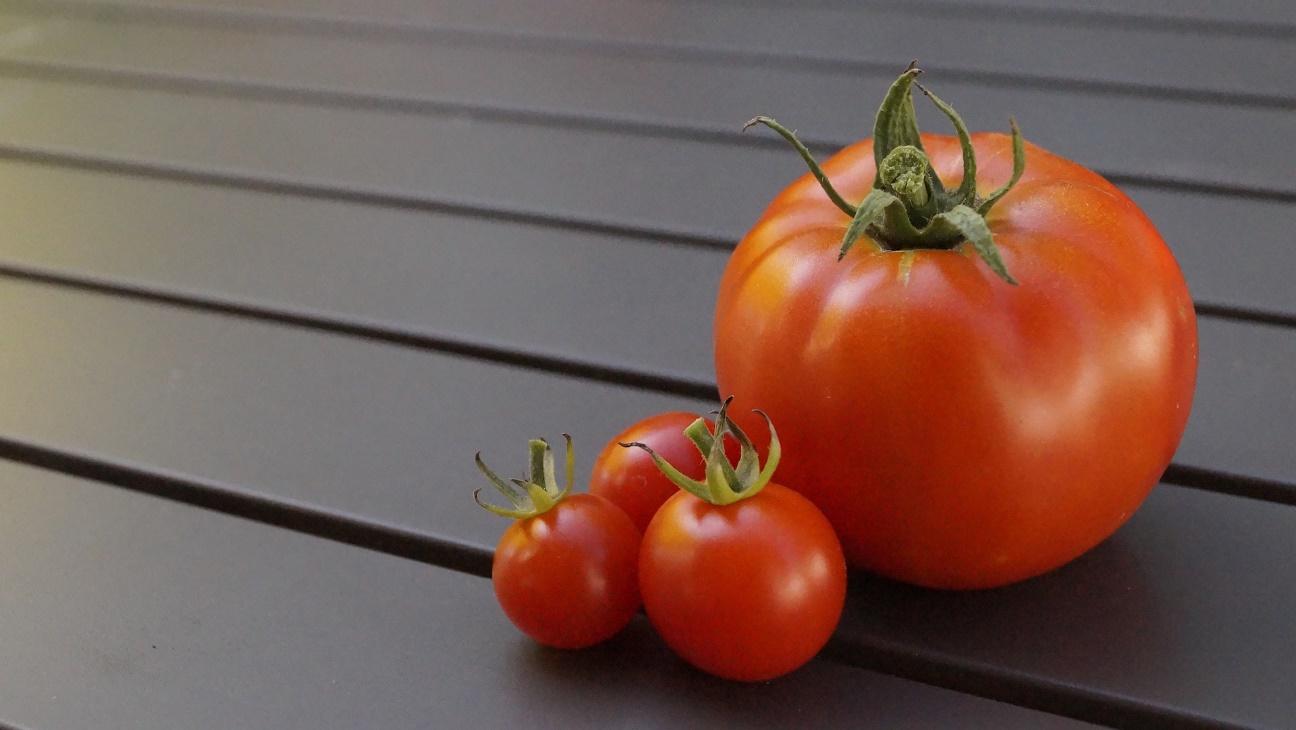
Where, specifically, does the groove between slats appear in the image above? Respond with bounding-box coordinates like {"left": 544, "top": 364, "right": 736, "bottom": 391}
{"left": 0, "top": 56, "right": 1289, "bottom": 203}
{"left": 818, "top": 640, "right": 1243, "bottom": 730}
{"left": 1191, "top": 303, "right": 1296, "bottom": 331}
{"left": 0, "top": 258, "right": 1287, "bottom": 508}
{"left": 1160, "top": 464, "right": 1296, "bottom": 507}
{"left": 0, "top": 434, "right": 495, "bottom": 578}
{"left": 11, "top": 0, "right": 1294, "bottom": 110}
{"left": 0, "top": 436, "right": 1247, "bottom": 730}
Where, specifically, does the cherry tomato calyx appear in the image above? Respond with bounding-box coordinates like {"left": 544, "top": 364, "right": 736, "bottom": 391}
{"left": 473, "top": 435, "right": 575, "bottom": 520}
{"left": 744, "top": 61, "right": 1025, "bottom": 282}
{"left": 621, "top": 396, "right": 780, "bottom": 506}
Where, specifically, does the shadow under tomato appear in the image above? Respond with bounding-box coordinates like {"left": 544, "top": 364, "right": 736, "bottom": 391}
{"left": 510, "top": 618, "right": 831, "bottom": 727}
{"left": 505, "top": 614, "right": 1059, "bottom": 729}
{"left": 834, "top": 524, "right": 1171, "bottom": 686}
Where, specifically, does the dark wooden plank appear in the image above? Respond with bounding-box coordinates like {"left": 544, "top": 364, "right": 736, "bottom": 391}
{"left": 43, "top": 0, "right": 1294, "bottom": 104}
{"left": 0, "top": 73, "right": 1291, "bottom": 324}
{"left": 1186, "top": 320, "right": 1296, "bottom": 485}
{"left": 0, "top": 161, "right": 1292, "bottom": 494}
{"left": 0, "top": 161, "right": 719, "bottom": 385}
{"left": 0, "top": 463, "right": 1084, "bottom": 729}
{"left": 0, "top": 11, "right": 1290, "bottom": 195}
{"left": 0, "top": 279, "right": 1290, "bottom": 726}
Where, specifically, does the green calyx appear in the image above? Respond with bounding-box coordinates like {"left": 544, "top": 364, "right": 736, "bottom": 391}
{"left": 473, "top": 435, "right": 574, "bottom": 520}
{"left": 744, "top": 61, "right": 1026, "bottom": 284}
{"left": 621, "top": 397, "right": 781, "bottom": 506}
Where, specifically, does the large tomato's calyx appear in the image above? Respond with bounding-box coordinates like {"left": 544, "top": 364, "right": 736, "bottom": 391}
{"left": 474, "top": 435, "right": 574, "bottom": 519}
{"left": 621, "top": 397, "right": 781, "bottom": 506}
{"left": 744, "top": 62, "right": 1026, "bottom": 284}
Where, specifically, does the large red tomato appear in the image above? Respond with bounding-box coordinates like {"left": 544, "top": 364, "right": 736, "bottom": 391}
{"left": 717, "top": 68, "right": 1197, "bottom": 589}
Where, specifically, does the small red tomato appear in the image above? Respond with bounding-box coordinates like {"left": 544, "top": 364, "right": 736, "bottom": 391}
{"left": 475, "top": 436, "right": 640, "bottom": 649}
{"left": 590, "top": 412, "right": 738, "bottom": 533}
{"left": 627, "top": 401, "right": 846, "bottom": 681}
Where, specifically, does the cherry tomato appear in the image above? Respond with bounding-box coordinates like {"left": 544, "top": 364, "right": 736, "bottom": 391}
{"left": 476, "top": 437, "right": 640, "bottom": 649}
{"left": 627, "top": 402, "right": 846, "bottom": 681}
{"left": 590, "top": 412, "right": 738, "bottom": 533}
{"left": 720, "top": 68, "right": 1196, "bottom": 589}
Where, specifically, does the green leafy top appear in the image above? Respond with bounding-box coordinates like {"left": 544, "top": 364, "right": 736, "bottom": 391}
{"left": 621, "top": 397, "right": 781, "bottom": 506}
{"left": 473, "top": 435, "right": 574, "bottom": 520}
{"left": 744, "top": 62, "right": 1027, "bottom": 284}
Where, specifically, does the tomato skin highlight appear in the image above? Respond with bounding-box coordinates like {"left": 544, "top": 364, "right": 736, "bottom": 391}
{"left": 639, "top": 484, "right": 846, "bottom": 681}
{"left": 590, "top": 413, "right": 739, "bottom": 533}
{"left": 715, "top": 133, "right": 1198, "bottom": 589}
{"left": 492, "top": 493, "right": 641, "bottom": 649}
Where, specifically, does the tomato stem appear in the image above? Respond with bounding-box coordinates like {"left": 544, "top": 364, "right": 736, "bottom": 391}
{"left": 879, "top": 145, "right": 933, "bottom": 214}
{"left": 747, "top": 63, "right": 1026, "bottom": 284}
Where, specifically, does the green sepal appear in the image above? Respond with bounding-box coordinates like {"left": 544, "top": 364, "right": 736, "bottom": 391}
{"left": 881, "top": 199, "right": 925, "bottom": 242}
{"left": 705, "top": 398, "right": 743, "bottom": 496}
{"left": 978, "top": 118, "right": 1026, "bottom": 215}
{"left": 684, "top": 417, "right": 743, "bottom": 494}
{"left": 744, "top": 116, "right": 857, "bottom": 217}
{"left": 619, "top": 437, "right": 712, "bottom": 503}
{"left": 528, "top": 438, "right": 556, "bottom": 493}
{"left": 840, "top": 189, "right": 897, "bottom": 259}
{"left": 561, "top": 433, "right": 575, "bottom": 492}
{"left": 723, "top": 417, "right": 761, "bottom": 487}
{"left": 917, "top": 82, "right": 978, "bottom": 206}
{"left": 751, "top": 410, "right": 781, "bottom": 490}
{"left": 704, "top": 456, "right": 737, "bottom": 505}
{"left": 683, "top": 417, "right": 715, "bottom": 455}
{"left": 872, "top": 64, "right": 926, "bottom": 170}
{"left": 473, "top": 489, "right": 531, "bottom": 520}
{"left": 925, "top": 205, "right": 1017, "bottom": 285}
{"left": 476, "top": 451, "right": 522, "bottom": 506}
{"left": 873, "top": 64, "right": 946, "bottom": 202}
{"left": 515, "top": 479, "right": 561, "bottom": 515}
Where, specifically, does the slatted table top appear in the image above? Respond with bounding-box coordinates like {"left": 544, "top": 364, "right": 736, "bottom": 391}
{"left": 0, "top": 2, "right": 1292, "bottom": 729}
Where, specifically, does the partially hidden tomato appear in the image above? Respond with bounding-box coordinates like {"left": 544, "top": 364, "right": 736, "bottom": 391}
{"left": 627, "top": 400, "right": 846, "bottom": 681}
{"left": 475, "top": 436, "right": 640, "bottom": 649}
{"left": 719, "top": 66, "right": 1197, "bottom": 589}
{"left": 590, "top": 412, "right": 738, "bottom": 533}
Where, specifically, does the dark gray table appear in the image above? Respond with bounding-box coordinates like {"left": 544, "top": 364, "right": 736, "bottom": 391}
{"left": 0, "top": 2, "right": 1291, "bottom": 728}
